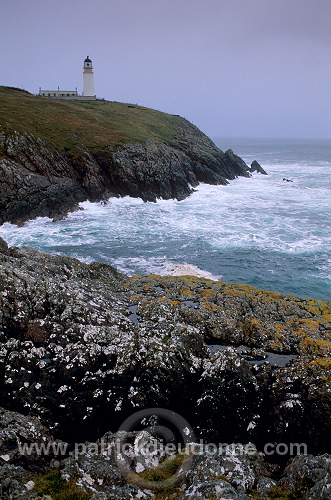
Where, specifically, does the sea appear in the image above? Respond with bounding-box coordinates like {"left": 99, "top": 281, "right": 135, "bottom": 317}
{"left": 0, "top": 137, "right": 330, "bottom": 301}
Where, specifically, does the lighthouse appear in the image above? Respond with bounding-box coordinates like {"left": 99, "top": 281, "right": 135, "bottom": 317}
{"left": 38, "top": 57, "right": 97, "bottom": 100}
{"left": 83, "top": 56, "right": 95, "bottom": 97}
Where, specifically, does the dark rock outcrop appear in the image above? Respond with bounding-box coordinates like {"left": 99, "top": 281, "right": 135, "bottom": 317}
{"left": 0, "top": 123, "right": 251, "bottom": 225}
{"left": 0, "top": 405, "right": 330, "bottom": 498}
{"left": 224, "top": 149, "right": 252, "bottom": 178}
{"left": 250, "top": 160, "right": 268, "bottom": 175}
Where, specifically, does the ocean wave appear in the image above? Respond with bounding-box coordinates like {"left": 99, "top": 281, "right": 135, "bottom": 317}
{"left": 0, "top": 145, "right": 330, "bottom": 299}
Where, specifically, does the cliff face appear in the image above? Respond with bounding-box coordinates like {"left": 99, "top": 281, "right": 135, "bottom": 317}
{"left": 0, "top": 87, "right": 250, "bottom": 225}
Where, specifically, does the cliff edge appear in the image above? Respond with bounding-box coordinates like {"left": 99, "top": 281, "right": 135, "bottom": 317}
{"left": 0, "top": 86, "right": 250, "bottom": 225}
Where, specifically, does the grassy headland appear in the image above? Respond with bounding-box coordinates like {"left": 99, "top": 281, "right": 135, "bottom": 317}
{"left": 0, "top": 86, "right": 182, "bottom": 153}
{"left": 0, "top": 86, "right": 249, "bottom": 224}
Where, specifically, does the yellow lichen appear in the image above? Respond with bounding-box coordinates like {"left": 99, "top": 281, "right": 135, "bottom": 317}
{"left": 299, "top": 337, "right": 331, "bottom": 357}
{"left": 200, "top": 303, "right": 222, "bottom": 313}
{"left": 200, "top": 289, "right": 216, "bottom": 298}
{"left": 304, "top": 301, "right": 321, "bottom": 316}
{"left": 309, "top": 357, "right": 331, "bottom": 368}
{"left": 273, "top": 323, "right": 287, "bottom": 332}
{"left": 268, "top": 340, "right": 285, "bottom": 351}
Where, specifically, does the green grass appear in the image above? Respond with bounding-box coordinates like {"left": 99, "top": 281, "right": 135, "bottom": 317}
{"left": 32, "top": 469, "right": 91, "bottom": 500}
{"left": 138, "top": 453, "right": 185, "bottom": 483}
{"left": 30, "top": 455, "right": 188, "bottom": 499}
{"left": 0, "top": 86, "right": 183, "bottom": 153}
{"left": 29, "top": 460, "right": 311, "bottom": 500}
{"left": 122, "top": 453, "right": 187, "bottom": 493}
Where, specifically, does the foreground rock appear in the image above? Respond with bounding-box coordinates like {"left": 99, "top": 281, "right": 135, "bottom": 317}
{"left": 0, "top": 238, "right": 330, "bottom": 450}
{"left": 0, "top": 238, "right": 330, "bottom": 496}
{"left": 1, "top": 406, "right": 330, "bottom": 499}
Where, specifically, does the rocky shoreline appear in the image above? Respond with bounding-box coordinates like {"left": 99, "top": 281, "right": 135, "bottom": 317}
{"left": 0, "top": 237, "right": 331, "bottom": 498}
{"left": 1, "top": 87, "right": 329, "bottom": 498}
{"left": 0, "top": 87, "right": 266, "bottom": 227}
{"left": 0, "top": 129, "right": 253, "bottom": 226}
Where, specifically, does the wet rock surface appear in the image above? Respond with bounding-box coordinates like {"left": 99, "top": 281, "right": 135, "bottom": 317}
{"left": 0, "top": 239, "right": 330, "bottom": 498}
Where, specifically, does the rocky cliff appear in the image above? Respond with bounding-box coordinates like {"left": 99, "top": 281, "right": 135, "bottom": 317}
{"left": 0, "top": 87, "right": 251, "bottom": 225}
{"left": 0, "top": 238, "right": 331, "bottom": 497}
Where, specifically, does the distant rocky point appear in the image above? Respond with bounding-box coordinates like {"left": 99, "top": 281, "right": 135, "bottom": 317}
{"left": 0, "top": 86, "right": 267, "bottom": 225}
{"left": 250, "top": 159, "right": 268, "bottom": 175}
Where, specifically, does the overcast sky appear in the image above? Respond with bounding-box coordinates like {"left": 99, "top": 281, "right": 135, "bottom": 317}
{"left": 1, "top": 0, "right": 330, "bottom": 138}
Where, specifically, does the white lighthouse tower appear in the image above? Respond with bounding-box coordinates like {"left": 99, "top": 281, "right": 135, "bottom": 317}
{"left": 83, "top": 56, "right": 95, "bottom": 97}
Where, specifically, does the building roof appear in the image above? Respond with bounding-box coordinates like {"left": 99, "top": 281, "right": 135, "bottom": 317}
{"left": 84, "top": 56, "right": 92, "bottom": 63}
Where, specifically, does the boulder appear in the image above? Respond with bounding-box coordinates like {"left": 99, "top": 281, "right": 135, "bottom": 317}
{"left": 0, "top": 407, "right": 65, "bottom": 470}
{"left": 280, "top": 454, "right": 331, "bottom": 499}
{"left": 0, "top": 237, "right": 8, "bottom": 254}
{"left": 0, "top": 464, "right": 32, "bottom": 500}
{"left": 250, "top": 160, "right": 268, "bottom": 175}
{"left": 184, "top": 479, "right": 249, "bottom": 499}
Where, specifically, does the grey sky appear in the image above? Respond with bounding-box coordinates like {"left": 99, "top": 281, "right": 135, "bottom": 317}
{"left": 1, "top": 0, "right": 330, "bottom": 138}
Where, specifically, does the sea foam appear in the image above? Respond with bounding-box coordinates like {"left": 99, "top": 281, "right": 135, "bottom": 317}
{"left": 0, "top": 139, "right": 330, "bottom": 300}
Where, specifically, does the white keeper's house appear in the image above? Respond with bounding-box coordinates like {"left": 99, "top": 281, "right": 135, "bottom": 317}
{"left": 38, "top": 56, "right": 96, "bottom": 100}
